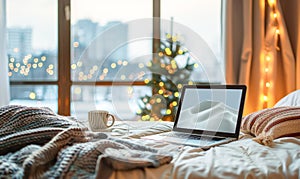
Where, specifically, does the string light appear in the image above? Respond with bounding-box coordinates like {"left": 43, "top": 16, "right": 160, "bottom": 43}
{"left": 262, "top": 0, "right": 281, "bottom": 108}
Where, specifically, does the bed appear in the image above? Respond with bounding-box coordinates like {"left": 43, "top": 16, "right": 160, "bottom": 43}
{"left": 0, "top": 90, "right": 299, "bottom": 179}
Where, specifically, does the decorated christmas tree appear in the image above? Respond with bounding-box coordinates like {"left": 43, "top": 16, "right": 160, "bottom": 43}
{"left": 137, "top": 33, "right": 195, "bottom": 121}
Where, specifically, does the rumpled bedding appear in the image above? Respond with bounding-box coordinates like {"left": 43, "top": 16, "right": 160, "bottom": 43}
{"left": 109, "top": 123, "right": 300, "bottom": 179}
{"left": 1, "top": 104, "right": 299, "bottom": 179}
{"left": 0, "top": 105, "right": 172, "bottom": 179}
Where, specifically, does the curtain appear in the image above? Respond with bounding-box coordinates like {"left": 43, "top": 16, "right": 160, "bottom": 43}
{"left": 223, "top": 0, "right": 300, "bottom": 115}
{"left": 0, "top": 0, "right": 10, "bottom": 106}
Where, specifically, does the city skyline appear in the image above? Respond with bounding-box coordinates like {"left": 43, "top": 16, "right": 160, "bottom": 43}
{"left": 6, "top": 0, "right": 221, "bottom": 54}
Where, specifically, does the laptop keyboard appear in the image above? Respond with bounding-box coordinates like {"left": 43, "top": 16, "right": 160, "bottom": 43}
{"left": 161, "top": 132, "right": 225, "bottom": 141}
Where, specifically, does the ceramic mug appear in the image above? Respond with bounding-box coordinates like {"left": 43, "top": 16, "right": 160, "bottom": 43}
{"left": 88, "top": 110, "right": 115, "bottom": 131}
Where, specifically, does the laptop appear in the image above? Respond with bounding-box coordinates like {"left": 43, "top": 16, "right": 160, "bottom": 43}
{"left": 142, "top": 84, "right": 247, "bottom": 149}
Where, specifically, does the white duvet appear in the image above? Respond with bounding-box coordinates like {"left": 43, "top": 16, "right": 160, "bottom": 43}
{"left": 108, "top": 122, "right": 300, "bottom": 179}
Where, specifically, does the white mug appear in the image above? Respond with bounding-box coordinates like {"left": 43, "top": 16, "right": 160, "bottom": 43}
{"left": 88, "top": 110, "right": 115, "bottom": 132}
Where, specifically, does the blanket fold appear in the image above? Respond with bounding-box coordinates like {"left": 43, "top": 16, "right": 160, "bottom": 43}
{"left": 0, "top": 105, "right": 172, "bottom": 178}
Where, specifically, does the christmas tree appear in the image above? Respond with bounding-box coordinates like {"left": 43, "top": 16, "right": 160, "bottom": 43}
{"left": 137, "top": 33, "right": 195, "bottom": 121}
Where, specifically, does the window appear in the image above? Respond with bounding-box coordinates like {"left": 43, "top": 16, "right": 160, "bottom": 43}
{"left": 7, "top": 0, "right": 223, "bottom": 121}
{"left": 7, "top": 0, "right": 58, "bottom": 111}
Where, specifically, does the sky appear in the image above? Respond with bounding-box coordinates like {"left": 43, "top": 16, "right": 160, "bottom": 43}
{"left": 6, "top": 0, "right": 221, "bottom": 53}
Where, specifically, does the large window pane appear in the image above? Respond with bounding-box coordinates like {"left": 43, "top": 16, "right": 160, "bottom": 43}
{"left": 6, "top": 0, "right": 58, "bottom": 81}
{"left": 71, "top": 85, "right": 151, "bottom": 121}
{"left": 71, "top": 0, "right": 153, "bottom": 82}
{"left": 161, "top": 0, "right": 224, "bottom": 83}
{"left": 10, "top": 85, "right": 58, "bottom": 112}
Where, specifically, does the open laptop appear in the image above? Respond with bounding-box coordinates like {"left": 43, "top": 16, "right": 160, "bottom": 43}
{"left": 142, "top": 84, "right": 247, "bottom": 149}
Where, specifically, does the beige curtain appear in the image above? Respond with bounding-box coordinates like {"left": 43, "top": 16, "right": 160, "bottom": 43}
{"left": 223, "top": 0, "right": 300, "bottom": 115}
{"left": 0, "top": 0, "right": 10, "bottom": 106}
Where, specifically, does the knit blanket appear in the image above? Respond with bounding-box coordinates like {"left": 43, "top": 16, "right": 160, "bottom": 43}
{"left": 0, "top": 105, "right": 172, "bottom": 178}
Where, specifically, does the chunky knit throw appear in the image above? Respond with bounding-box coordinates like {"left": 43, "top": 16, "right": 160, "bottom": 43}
{"left": 241, "top": 106, "right": 300, "bottom": 146}
{"left": 0, "top": 105, "right": 172, "bottom": 178}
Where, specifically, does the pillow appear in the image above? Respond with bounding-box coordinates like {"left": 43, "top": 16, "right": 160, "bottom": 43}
{"left": 241, "top": 106, "right": 300, "bottom": 146}
{"left": 274, "top": 90, "right": 300, "bottom": 107}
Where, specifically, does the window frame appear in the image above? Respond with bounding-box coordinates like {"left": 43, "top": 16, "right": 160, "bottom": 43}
{"left": 10, "top": 0, "right": 159, "bottom": 116}
{"left": 9, "top": 0, "right": 221, "bottom": 117}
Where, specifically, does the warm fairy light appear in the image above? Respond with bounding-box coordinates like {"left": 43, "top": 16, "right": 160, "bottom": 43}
{"left": 38, "top": 62, "right": 43, "bottom": 68}
{"left": 177, "top": 84, "right": 183, "bottom": 89}
{"left": 136, "top": 109, "right": 142, "bottom": 114}
{"left": 172, "top": 36, "right": 177, "bottom": 42}
{"left": 263, "top": 95, "right": 268, "bottom": 102}
{"left": 144, "top": 79, "right": 150, "bottom": 84}
{"left": 77, "top": 61, "right": 83, "bottom": 67}
{"left": 159, "top": 82, "right": 164, "bottom": 87}
{"left": 103, "top": 68, "right": 108, "bottom": 74}
{"left": 194, "top": 63, "right": 199, "bottom": 68}
{"left": 41, "top": 56, "right": 46, "bottom": 61}
{"left": 122, "top": 61, "right": 128, "bottom": 66}
{"left": 266, "top": 55, "right": 271, "bottom": 61}
{"left": 150, "top": 117, "right": 156, "bottom": 121}
{"left": 93, "top": 65, "right": 98, "bottom": 71}
{"left": 49, "top": 64, "right": 54, "bottom": 69}
{"left": 172, "top": 101, "right": 177, "bottom": 106}
{"left": 111, "top": 63, "right": 117, "bottom": 69}
{"left": 265, "top": 68, "right": 269, "bottom": 73}
{"left": 158, "top": 89, "right": 164, "bottom": 94}
{"left": 166, "top": 109, "right": 172, "bottom": 115}
{"left": 158, "top": 52, "right": 164, "bottom": 57}
{"left": 99, "top": 75, "right": 105, "bottom": 80}
{"left": 73, "top": 42, "right": 79, "bottom": 48}
{"left": 273, "top": 13, "right": 277, "bottom": 18}
{"left": 174, "top": 92, "right": 179, "bottom": 97}
{"left": 165, "top": 48, "right": 172, "bottom": 56}
{"left": 275, "top": 28, "right": 280, "bottom": 34}
{"left": 266, "top": 82, "right": 271, "bottom": 88}
{"left": 166, "top": 33, "right": 171, "bottom": 38}
{"left": 269, "top": 0, "right": 275, "bottom": 5}
{"left": 117, "top": 60, "right": 122, "bottom": 65}
{"left": 171, "top": 63, "right": 177, "bottom": 69}
{"left": 147, "top": 61, "right": 152, "bottom": 67}
{"left": 178, "top": 49, "right": 183, "bottom": 55}
{"left": 83, "top": 75, "right": 88, "bottom": 81}
{"left": 74, "top": 87, "right": 81, "bottom": 94}
{"left": 29, "top": 92, "right": 36, "bottom": 100}
{"left": 142, "top": 115, "right": 150, "bottom": 120}
{"left": 120, "top": 75, "right": 126, "bottom": 80}
{"left": 138, "top": 63, "right": 144, "bottom": 68}
{"left": 143, "top": 98, "right": 148, "bottom": 103}
{"left": 156, "top": 98, "right": 162, "bottom": 103}
{"left": 34, "top": 58, "right": 38, "bottom": 63}
{"left": 48, "top": 70, "right": 54, "bottom": 75}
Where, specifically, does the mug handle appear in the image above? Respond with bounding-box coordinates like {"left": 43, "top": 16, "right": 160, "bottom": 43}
{"left": 106, "top": 113, "right": 115, "bottom": 127}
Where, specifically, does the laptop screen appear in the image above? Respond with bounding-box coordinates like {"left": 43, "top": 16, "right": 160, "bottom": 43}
{"left": 173, "top": 85, "right": 246, "bottom": 138}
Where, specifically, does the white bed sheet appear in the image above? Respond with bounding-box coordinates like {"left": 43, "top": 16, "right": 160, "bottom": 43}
{"left": 108, "top": 121, "right": 300, "bottom": 179}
